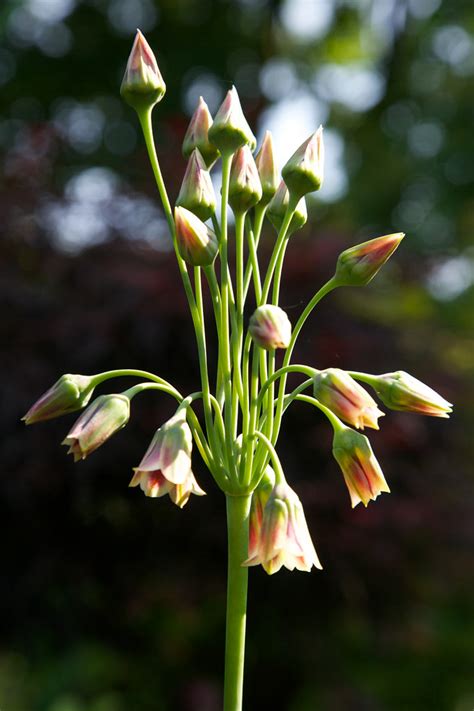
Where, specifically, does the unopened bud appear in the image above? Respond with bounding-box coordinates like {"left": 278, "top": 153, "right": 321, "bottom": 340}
{"left": 334, "top": 233, "right": 404, "bottom": 287}
{"left": 182, "top": 96, "right": 220, "bottom": 169}
{"left": 281, "top": 126, "right": 324, "bottom": 200}
{"left": 255, "top": 131, "right": 279, "bottom": 205}
{"left": 62, "top": 394, "right": 130, "bottom": 462}
{"left": 313, "top": 368, "right": 384, "bottom": 430}
{"left": 176, "top": 149, "right": 216, "bottom": 221}
{"left": 267, "top": 181, "right": 307, "bottom": 236}
{"left": 367, "top": 371, "right": 453, "bottom": 418}
{"left": 120, "top": 30, "right": 166, "bottom": 112}
{"left": 174, "top": 206, "right": 219, "bottom": 266}
{"left": 228, "top": 145, "right": 263, "bottom": 214}
{"left": 208, "top": 86, "right": 256, "bottom": 155}
{"left": 22, "top": 374, "right": 95, "bottom": 424}
{"left": 249, "top": 305, "right": 292, "bottom": 350}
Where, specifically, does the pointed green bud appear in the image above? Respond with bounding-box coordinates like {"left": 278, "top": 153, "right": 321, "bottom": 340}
{"left": 281, "top": 126, "right": 324, "bottom": 200}
{"left": 267, "top": 180, "right": 307, "bottom": 236}
{"left": 120, "top": 30, "right": 166, "bottom": 113}
{"left": 182, "top": 96, "right": 220, "bottom": 169}
{"left": 228, "top": 145, "right": 263, "bottom": 215}
{"left": 22, "top": 374, "right": 96, "bottom": 424}
{"left": 176, "top": 149, "right": 216, "bottom": 221}
{"left": 62, "top": 394, "right": 130, "bottom": 462}
{"left": 249, "top": 304, "right": 292, "bottom": 350}
{"left": 334, "top": 233, "right": 405, "bottom": 287}
{"left": 208, "top": 86, "right": 256, "bottom": 155}
{"left": 255, "top": 130, "right": 279, "bottom": 205}
{"left": 365, "top": 371, "right": 453, "bottom": 418}
{"left": 174, "top": 206, "right": 219, "bottom": 266}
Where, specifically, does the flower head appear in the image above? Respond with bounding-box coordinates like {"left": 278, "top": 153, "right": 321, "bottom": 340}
{"left": 369, "top": 371, "right": 453, "bottom": 417}
{"left": 267, "top": 181, "right": 307, "bottom": 236}
{"left": 22, "top": 373, "right": 95, "bottom": 424}
{"left": 120, "top": 30, "right": 166, "bottom": 112}
{"left": 332, "top": 426, "right": 390, "bottom": 508}
{"left": 62, "top": 394, "right": 130, "bottom": 461}
{"left": 334, "top": 233, "right": 404, "bottom": 287}
{"left": 313, "top": 368, "right": 384, "bottom": 430}
{"left": 248, "top": 466, "right": 275, "bottom": 560}
{"left": 255, "top": 131, "right": 279, "bottom": 205}
{"left": 182, "top": 96, "right": 220, "bottom": 169}
{"left": 228, "top": 145, "right": 262, "bottom": 214}
{"left": 244, "top": 483, "right": 322, "bottom": 574}
{"left": 281, "top": 126, "right": 324, "bottom": 199}
{"left": 176, "top": 148, "right": 216, "bottom": 221}
{"left": 174, "top": 206, "right": 219, "bottom": 266}
{"left": 129, "top": 410, "right": 205, "bottom": 508}
{"left": 208, "top": 86, "right": 256, "bottom": 154}
{"left": 249, "top": 305, "right": 292, "bottom": 350}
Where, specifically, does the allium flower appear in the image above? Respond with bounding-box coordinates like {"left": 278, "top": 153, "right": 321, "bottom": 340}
{"left": 182, "top": 95, "right": 220, "bottom": 168}
{"left": 267, "top": 180, "right": 307, "bottom": 236}
{"left": 281, "top": 126, "right": 324, "bottom": 199}
{"left": 247, "top": 466, "right": 275, "bottom": 560}
{"left": 176, "top": 148, "right": 216, "bottom": 221}
{"left": 120, "top": 30, "right": 166, "bottom": 112}
{"left": 368, "top": 371, "right": 452, "bottom": 417}
{"left": 174, "top": 206, "right": 219, "bottom": 266}
{"left": 332, "top": 426, "right": 390, "bottom": 508}
{"left": 244, "top": 483, "right": 322, "bottom": 574}
{"left": 255, "top": 131, "right": 279, "bottom": 205}
{"left": 129, "top": 410, "right": 205, "bottom": 507}
{"left": 22, "top": 373, "right": 95, "bottom": 424}
{"left": 228, "top": 145, "right": 262, "bottom": 214}
{"left": 62, "top": 394, "right": 130, "bottom": 461}
{"left": 249, "top": 305, "right": 292, "bottom": 350}
{"left": 208, "top": 86, "right": 256, "bottom": 154}
{"left": 313, "top": 368, "right": 384, "bottom": 430}
{"left": 334, "top": 233, "right": 405, "bottom": 287}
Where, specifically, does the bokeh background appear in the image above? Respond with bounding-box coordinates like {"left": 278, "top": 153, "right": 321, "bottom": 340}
{"left": 1, "top": 0, "right": 473, "bottom": 709}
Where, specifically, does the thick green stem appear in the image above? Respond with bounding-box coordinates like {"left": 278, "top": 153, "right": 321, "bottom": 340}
{"left": 223, "top": 493, "right": 252, "bottom": 711}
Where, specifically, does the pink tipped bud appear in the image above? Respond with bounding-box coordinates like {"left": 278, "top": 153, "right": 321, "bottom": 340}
{"left": 281, "top": 126, "right": 324, "bottom": 199}
{"left": 255, "top": 131, "right": 279, "bottom": 205}
{"left": 249, "top": 305, "right": 292, "bottom": 350}
{"left": 267, "top": 180, "right": 307, "bottom": 236}
{"left": 120, "top": 30, "right": 166, "bottom": 112}
{"left": 332, "top": 427, "right": 390, "bottom": 508}
{"left": 313, "top": 368, "right": 384, "bottom": 430}
{"left": 228, "top": 145, "right": 263, "bottom": 214}
{"left": 248, "top": 466, "right": 276, "bottom": 560}
{"left": 176, "top": 149, "right": 216, "bottom": 221}
{"left": 335, "top": 233, "right": 404, "bottom": 287}
{"left": 182, "top": 96, "right": 220, "bottom": 169}
{"left": 208, "top": 86, "right": 256, "bottom": 155}
{"left": 368, "top": 371, "right": 453, "bottom": 418}
{"left": 243, "top": 482, "right": 322, "bottom": 575}
{"left": 129, "top": 410, "right": 205, "bottom": 508}
{"left": 62, "top": 394, "right": 130, "bottom": 462}
{"left": 174, "top": 206, "right": 219, "bottom": 266}
{"left": 22, "top": 373, "right": 95, "bottom": 424}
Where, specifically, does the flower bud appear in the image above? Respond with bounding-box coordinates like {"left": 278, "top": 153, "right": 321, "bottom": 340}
{"left": 313, "top": 368, "right": 384, "bottom": 430}
{"left": 120, "top": 30, "right": 166, "bottom": 113}
{"left": 174, "top": 206, "right": 219, "bottom": 266}
{"left": 332, "top": 426, "right": 390, "bottom": 508}
{"left": 208, "top": 86, "right": 256, "bottom": 155}
{"left": 228, "top": 145, "right": 263, "bottom": 214}
{"left": 367, "top": 371, "right": 453, "bottom": 418}
{"left": 267, "top": 181, "right": 307, "bottom": 236}
{"left": 22, "top": 374, "right": 95, "bottom": 424}
{"left": 281, "top": 126, "right": 324, "bottom": 199}
{"left": 248, "top": 466, "right": 276, "bottom": 560}
{"left": 334, "top": 233, "right": 404, "bottom": 287}
{"left": 249, "top": 305, "right": 292, "bottom": 350}
{"left": 62, "top": 394, "right": 130, "bottom": 461}
{"left": 182, "top": 96, "right": 220, "bottom": 169}
{"left": 255, "top": 131, "right": 279, "bottom": 205}
{"left": 243, "top": 482, "right": 322, "bottom": 574}
{"left": 129, "top": 410, "right": 205, "bottom": 508}
{"left": 176, "top": 149, "right": 216, "bottom": 221}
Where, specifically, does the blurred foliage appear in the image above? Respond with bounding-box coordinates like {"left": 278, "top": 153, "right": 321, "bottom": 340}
{"left": 1, "top": 0, "right": 473, "bottom": 709}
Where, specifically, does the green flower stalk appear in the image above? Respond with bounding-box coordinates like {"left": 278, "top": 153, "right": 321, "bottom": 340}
{"left": 23, "top": 30, "right": 453, "bottom": 711}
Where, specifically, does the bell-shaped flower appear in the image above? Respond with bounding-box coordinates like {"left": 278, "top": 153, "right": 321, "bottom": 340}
{"left": 228, "top": 145, "right": 262, "bottom": 215}
{"left": 267, "top": 181, "right": 307, "bottom": 236}
{"left": 243, "top": 482, "right": 322, "bottom": 574}
{"left": 174, "top": 206, "right": 219, "bottom": 266}
{"left": 182, "top": 96, "right": 220, "bottom": 169}
{"left": 247, "top": 466, "right": 275, "bottom": 560}
{"left": 281, "top": 126, "right": 324, "bottom": 199}
{"left": 22, "top": 373, "right": 95, "bottom": 424}
{"left": 255, "top": 131, "right": 279, "bottom": 205}
{"left": 129, "top": 410, "right": 205, "bottom": 508}
{"left": 332, "top": 426, "right": 390, "bottom": 508}
{"left": 249, "top": 305, "right": 292, "bottom": 350}
{"left": 176, "top": 149, "right": 216, "bottom": 221}
{"left": 62, "top": 394, "right": 130, "bottom": 461}
{"left": 334, "top": 233, "right": 404, "bottom": 287}
{"left": 313, "top": 368, "right": 384, "bottom": 430}
{"left": 367, "top": 371, "right": 453, "bottom": 417}
{"left": 120, "top": 30, "right": 166, "bottom": 112}
{"left": 208, "top": 86, "right": 256, "bottom": 154}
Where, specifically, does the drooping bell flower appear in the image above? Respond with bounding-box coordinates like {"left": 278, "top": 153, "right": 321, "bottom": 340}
{"left": 120, "top": 30, "right": 166, "bottom": 112}
{"left": 174, "top": 206, "right": 219, "bottom": 266}
{"left": 182, "top": 96, "right": 220, "bottom": 169}
{"left": 176, "top": 148, "right": 216, "bottom": 221}
{"left": 249, "top": 305, "right": 292, "bottom": 350}
{"left": 208, "top": 86, "right": 256, "bottom": 154}
{"left": 334, "top": 233, "right": 405, "bottom": 287}
{"left": 22, "top": 373, "right": 95, "bottom": 424}
{"left": 247, "top": 466, "right": 275, "bottom": 560}
{"left": 313, "top": 368, "right": 384, "bottom": 430}
{"left": 62, "top": 394, "right": 131, "bottom": 461}
{"left": 281, "top": 125, "right": 324, "bottom": 200}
